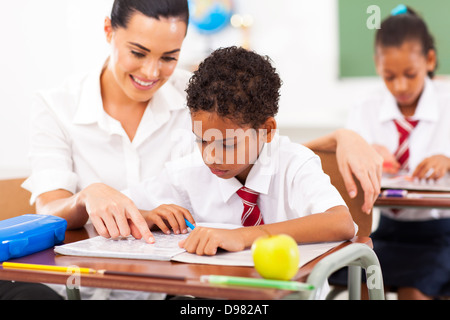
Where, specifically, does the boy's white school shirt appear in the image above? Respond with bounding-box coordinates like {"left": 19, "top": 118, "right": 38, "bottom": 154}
{"left": 21, "top": 65, "right": 194, "bottom": 300}
{"left": 347, "top": 77, "right": 450, "bottom": 220}
{"left": 125, "top": 135, "right": 353, "bottom": 300}
{"left": 125, "top": 134, "right": 349, "bottom": 227}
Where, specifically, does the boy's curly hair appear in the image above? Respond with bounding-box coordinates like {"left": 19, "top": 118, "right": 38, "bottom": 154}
{"left": 186, "top": 46, "right": 281, "bottom": 129}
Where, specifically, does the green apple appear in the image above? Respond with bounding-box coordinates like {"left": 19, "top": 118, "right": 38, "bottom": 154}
{"left": 251, "top": 234, "right": 300, "bottom": 280}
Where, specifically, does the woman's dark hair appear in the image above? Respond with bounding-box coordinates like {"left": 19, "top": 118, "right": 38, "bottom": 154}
{"left": 186, "top": 46, "right": 281, "bottom": 129}
{"left": 111, "top": 0, "right": 189, "bottom": 30}
{"left": 375, "top": 6, "right": 437, "bottom": 78}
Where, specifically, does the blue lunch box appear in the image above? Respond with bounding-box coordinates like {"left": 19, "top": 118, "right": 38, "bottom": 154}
{"left": 0, "top": 214, "right": 67, "bottom": 262}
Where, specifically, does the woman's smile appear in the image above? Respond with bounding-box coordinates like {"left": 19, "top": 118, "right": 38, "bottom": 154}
{"left": 129, "top": 74, "right": 159, "bottom": 90}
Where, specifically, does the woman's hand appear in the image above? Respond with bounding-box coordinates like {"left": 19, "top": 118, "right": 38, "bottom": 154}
{"left": 141, "top": 204, "right": 196, "bottom": 236}
{"left": 179, "top": 227, "right": 245, "bottom": 256}
{"left": 77, "top": 183, "right": 154, "bottom": 243}
{"left": 412, "top": 155, "right": 450, "bottom": 180}
{"left": 334, "top": 129, "right": 383, "bottom": 214}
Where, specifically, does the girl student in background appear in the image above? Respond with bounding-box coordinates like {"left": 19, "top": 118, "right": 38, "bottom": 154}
{"left": 347, "top": 5, "right": 450, "bottom": 299}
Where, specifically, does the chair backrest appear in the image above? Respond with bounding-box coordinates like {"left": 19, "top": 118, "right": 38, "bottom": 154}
{"left": 0, "top": 178, "right": 35, "bottom": 221}
{"left": 312, "top": 150, "right": 372, "bottom": 236}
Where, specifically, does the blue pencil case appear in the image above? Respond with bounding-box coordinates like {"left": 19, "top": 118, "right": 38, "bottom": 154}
{"left": 0, "top": 214, "right": 67, "bottom": 262}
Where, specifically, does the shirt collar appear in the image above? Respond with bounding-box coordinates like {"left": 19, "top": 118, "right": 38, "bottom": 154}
{"left": 379, "top": 77, "right": 439, "bottom": 123}
{"left": 72, "top": 63, "right": 105, "bottom": 125}
{"left": 414, "top": 77, "right": 439, "bottom": 122}
{"left": 217, "top": 133, "right": 280, "bottom": 203}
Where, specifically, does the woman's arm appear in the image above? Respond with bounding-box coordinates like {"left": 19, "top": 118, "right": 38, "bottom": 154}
{"left": 303, "top": 129, "right": 383, "bottom": 214}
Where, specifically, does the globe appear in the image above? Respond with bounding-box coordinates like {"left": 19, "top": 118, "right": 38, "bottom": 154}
{"left": 188, "top": 0, "right": 233, "bottom": 34}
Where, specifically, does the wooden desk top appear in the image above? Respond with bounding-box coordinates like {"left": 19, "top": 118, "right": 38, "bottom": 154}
{"left": 0, "top": 225, "right": 372, "bottom": 300}
{"left": 375, "top": 190, "right": 450, "bottom": 209}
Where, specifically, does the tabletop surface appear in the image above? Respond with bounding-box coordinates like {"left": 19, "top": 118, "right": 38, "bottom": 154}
{"left": 375, "top": 190, "right": 450, "bottom": 209}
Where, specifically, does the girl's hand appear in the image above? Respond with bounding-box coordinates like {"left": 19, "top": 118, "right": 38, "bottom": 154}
{"left": 372, "top": 144, "right": 401, "bottom": 174}
{"left": 178, "top": 227, "right": 245, "bottom": 256}
{"left": 142, "top": 204, "right": 195, "bottom": 236}
{"left": 412, "top": 155, "right": 450, "bottom": 180}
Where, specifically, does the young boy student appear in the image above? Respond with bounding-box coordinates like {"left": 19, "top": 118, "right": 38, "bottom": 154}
{"left": 347, "top": 5, "right": 450, "bottom": 299}
{"left": 122, "top": 46, "right": 356, "bottom": 256}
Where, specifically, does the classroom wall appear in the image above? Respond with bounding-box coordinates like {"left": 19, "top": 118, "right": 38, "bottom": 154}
{"left": 0, "top": 0, "right": 383, "bottom": 179}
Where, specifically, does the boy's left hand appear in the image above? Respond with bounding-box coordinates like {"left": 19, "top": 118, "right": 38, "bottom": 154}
{"left": 141, "top": 204, "right": 195, "bottom": 236}
{"left": 412, "top": 155, "right": 450, "bottom": 180}
{"left": 179, "top": 227, "right": 245, "bottom": 256}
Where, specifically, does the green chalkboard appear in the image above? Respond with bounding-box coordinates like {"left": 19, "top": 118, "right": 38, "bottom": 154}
{"left": 338, "top": 0, "right": 450, "bottom": 78}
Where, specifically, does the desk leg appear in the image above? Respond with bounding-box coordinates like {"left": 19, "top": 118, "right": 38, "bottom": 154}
{"left": 305, "top": 243, "right": 384, "bottom": 300}
{"left": 348, "top": 266, "right": 361, "bottom": 300}
{"left": 66, "top": 286, "right": 81, "bottom": 300}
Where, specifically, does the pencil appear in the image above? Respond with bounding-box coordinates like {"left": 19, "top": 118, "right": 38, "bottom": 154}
{"left": 2, "top": 262, "right": 94, "bottom": 274}
{"left": 184, "top": 218, "right": 196, "bottom": 230}
{"left": 1, "top": 262, "right": 186, "bottom": 281}
{"left": 200, "top": 275, "right": 314, "bottom": 291}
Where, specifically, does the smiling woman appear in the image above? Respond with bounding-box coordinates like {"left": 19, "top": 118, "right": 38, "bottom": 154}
{"left": 12, "top": 0, "right": 193, "bottom": 301}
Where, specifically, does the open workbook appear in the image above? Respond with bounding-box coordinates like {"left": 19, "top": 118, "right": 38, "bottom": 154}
{"left": 381, "top": 172, "right": 450, "bottom": 192}
{"left": 54, "top": 223, "right": 343, "bottom": 268}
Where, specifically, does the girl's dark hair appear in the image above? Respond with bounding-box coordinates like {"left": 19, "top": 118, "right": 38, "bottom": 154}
{"left": 111, "top": 0, "right": 189, "bottom": 30}
{"left": 186, "top": 46, "right": 281, "bottom": 129}
{"left": 375, "top": 6, "right": 437, "bottom": 78}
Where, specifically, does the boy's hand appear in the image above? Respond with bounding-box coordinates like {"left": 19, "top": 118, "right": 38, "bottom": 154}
{"left": 179, "top": 227, "right": 245, "bottom": 256}
{"left": 142, "top": 204, "right": 195, "bottom": 236}
{"left": 412, "top": 155, "right": 450, "bottom": 180}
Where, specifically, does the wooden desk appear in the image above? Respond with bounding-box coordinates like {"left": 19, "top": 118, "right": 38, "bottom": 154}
{"left": 375, "top": 190, "right": 450, "bottom": 209}
{"left": 0, "top": 225, "right": 372, "bottom": 300}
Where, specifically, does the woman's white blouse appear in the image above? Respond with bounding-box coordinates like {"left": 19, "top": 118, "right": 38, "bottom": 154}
{"left": 22, "top": 66, "right": 194, "bottom": 203}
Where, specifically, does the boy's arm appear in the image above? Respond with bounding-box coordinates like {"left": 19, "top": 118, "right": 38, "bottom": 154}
{"left": 239, "top": 205, "right": 355, "bottom": 247}
{"left": 303, "top": 129, "right": 383, "bottom": 214}
{"left": 179, "top": 206, "right": 354, "bottom": 256}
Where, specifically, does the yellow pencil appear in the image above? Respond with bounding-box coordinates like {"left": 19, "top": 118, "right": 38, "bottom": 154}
{"left": 2, "top": 262, "right": 95, "bottom": 274}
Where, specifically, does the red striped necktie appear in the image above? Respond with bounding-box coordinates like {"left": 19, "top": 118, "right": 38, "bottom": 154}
{"left": 393, "top": 118, "right": 419, "bottom": 170}
{"left": 236, "top": 187, "right": 264, "bottom": 227}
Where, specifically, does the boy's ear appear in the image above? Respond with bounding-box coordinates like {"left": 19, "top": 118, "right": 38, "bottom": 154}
{"left": 426, "top": 49, "right": 437, "bottom": 74}
{"left": 260, "top": 117, "right": 277, "bottom": 143}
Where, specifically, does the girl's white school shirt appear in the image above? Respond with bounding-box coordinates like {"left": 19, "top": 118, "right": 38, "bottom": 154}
{"left": 22, "top": 65, "right": 193, "bottom": 300}
{"left": 125, "top": 134, "right": 350, "bottom": 227}
{"left": 347, "top": 77, "right": 450, "bottom": 221}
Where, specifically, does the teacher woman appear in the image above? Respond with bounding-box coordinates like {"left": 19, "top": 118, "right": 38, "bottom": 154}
{"left": 10, "top": 0, "right": 381, "bottom": 299}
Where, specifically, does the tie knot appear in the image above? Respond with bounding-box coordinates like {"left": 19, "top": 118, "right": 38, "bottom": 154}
{"left": 394, "top": 118, "right": 419, "bottom": 135}
{"left": 236, "top": 187, "right": 259, "bottom": 206}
